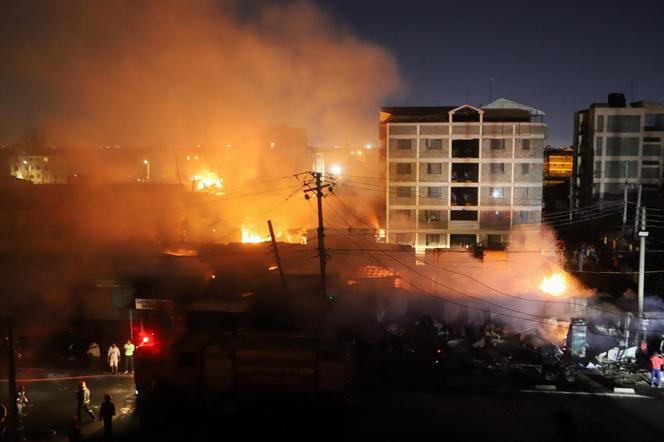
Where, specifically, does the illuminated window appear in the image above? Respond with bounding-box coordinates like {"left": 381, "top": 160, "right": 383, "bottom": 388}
{"left": 490, "top": 187, "right": 504, "bottom": 198}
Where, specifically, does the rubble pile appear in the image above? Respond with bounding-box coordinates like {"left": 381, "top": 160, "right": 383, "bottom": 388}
{"left": 599, "top": 363, "right": 650, "bottom": 387}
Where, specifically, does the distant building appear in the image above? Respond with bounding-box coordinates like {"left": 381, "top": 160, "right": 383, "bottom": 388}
{"left": 544, "top": 146, "right": 573, "bottom": 181}
{"left": 382, "top": 98, "right": 547, "bottom": 250}
{"left": 8, "top": 150, "right": 68, "bottom": 184}
{"left": 572, "top": 93, "right": 664, "bottom": 207}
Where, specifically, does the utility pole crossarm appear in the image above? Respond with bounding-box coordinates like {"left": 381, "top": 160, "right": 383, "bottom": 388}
{"left": 302, "top": 171, "right": 335, "bottom": 300}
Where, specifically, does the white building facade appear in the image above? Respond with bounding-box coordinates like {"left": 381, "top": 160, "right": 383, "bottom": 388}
{"left": 383, "top": 99, "right": 546, "bottom": 250}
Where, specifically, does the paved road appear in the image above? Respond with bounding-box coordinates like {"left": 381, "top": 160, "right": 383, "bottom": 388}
{"left": 0, "top": 370, "right": 135, "bottom": 440}
{"left": 1, "top": 369, "right": 663, "bottom": 441}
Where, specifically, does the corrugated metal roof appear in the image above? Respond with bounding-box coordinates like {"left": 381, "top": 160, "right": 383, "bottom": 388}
{"left": 482, "top": 98, "right": 546, "bottom": 116}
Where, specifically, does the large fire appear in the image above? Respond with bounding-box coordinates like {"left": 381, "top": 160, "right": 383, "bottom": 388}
{"left": 191, "top": 172, "right": 223, "bottom": 194}
{"left": 540, "top": 272, "right": 568, "bottom": 297}
{"left": 240, "top": 224, "right": 305, "bottom": 244}
{"left": 241, "top": 224, "right": 271, "bottom": 243}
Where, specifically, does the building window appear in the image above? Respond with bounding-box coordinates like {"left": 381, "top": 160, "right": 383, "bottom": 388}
{"left": 519, "top": 211, "right": 529, "bottom": 222}
{"left": 490, "top": 163, "right": 505, "bottom": 174}
{"left": 396, "top": 139, "right": 413, "bottom": 150}
{"left": 396, "top": 187, "right": 411, "bottom": 198}
{"left": 427, "top": 163, "right": 442, "bottom": 174}
{"left": 606, "top": 137, "right": 639, "bottom": 156}
{"left": 594, "top": 161, "right": 601, "bottom": 178}
{"left": 422, "top": 210, "right": 442, "bottom": 222}
{"left": 426, "top": 234, "right": 441, "bottom": 246}
{"left": 450, "top": 210, "right": 478, "bottom": 221}
{"left": 644, "top": 145, "right": 661, "bottom": 156}
{"left": 396, "top": 163, "right": 411, "bottom": 174}
{"left": 490, "top": 187, "right": 504, "bottom": 198}
{"left": 642, "top": 167, "right": 660, "bottom": 178}
{"left": 425, "top": 138, "right": 443, "bottom": 150}
{"left": 595, "top": 137, "right": 604, "bottom": 156}
{"left": 605, "top": 161, "right": 638, "bottom": 178}
{"left": 520, "top": 187, "right": 529, "bottom": 198}
{"left": 606, "top": 115, "right": 640, "bottom": 133}
{"left": 490, "top": 139, "right": 505, "bottom": 150}
{"left": 521, "top": 163, "right": 530, "bottom": 174}
{"left": 395, "top": 233, "right": 413, "bottom": 245}
{"left": 427, "top": 186, "right": 442, "bottom": 198}
{"left": 596, "top": 115, "right": 604, "bottom": 132}
{"left": 395, "top": 209, "right": 411, "bottom": 219}
{"left": 643, "top": 160, "right": 659, "bottom": 166}
{"left": 522, "top": 139, "right": 530, "bottom": 150}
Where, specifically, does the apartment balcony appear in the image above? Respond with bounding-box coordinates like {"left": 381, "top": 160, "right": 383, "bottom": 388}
{"left": 451, "top": 163, "right": 479, "bottom": 183}
{"left": 452, "top": 139, "right": 480, "bottom": 158}
{"left": 451, "top": 187, "right": 478, "bottom": 206}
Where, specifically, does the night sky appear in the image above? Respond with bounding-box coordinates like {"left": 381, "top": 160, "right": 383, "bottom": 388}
{"left": 318, "top": 0, "right": 664, "bottom": 147}
{"left": 1, "top": 0, "right": 663, "bottom": 148}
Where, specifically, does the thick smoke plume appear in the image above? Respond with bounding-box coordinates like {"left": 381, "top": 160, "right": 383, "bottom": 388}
{"left": 0, "top": 0, "right": 400, "bottom": 147}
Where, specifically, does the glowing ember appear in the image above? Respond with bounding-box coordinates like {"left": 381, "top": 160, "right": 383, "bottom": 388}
{"left": 540, "top": 272, "right": 567, "bottom": 297}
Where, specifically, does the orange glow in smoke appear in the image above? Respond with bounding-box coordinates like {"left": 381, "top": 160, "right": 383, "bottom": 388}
{"left": 540, "top": 272, "right": 568, "bottom": 297}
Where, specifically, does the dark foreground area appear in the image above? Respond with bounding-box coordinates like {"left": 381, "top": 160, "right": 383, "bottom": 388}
{"left": 2, "top": 368, "right": 664, "bottom": 441}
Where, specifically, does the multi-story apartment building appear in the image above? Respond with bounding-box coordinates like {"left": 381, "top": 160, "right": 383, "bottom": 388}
{"left": 572, "top": 93, "right": 664, "bottom": 207}
{"left": 382, "top": 98, "right": 546, "bottom": 250}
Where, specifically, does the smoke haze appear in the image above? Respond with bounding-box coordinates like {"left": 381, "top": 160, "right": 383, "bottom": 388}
{"left": 0, "top": 0, "right": 400, "bottom": 147}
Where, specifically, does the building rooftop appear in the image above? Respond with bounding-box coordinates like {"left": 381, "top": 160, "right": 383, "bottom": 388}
{"left": 381, "top": 98, "right": 545, "bottom": 123}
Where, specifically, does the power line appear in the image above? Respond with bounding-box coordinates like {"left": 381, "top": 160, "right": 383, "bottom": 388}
{"left": 327, "top": 194, "right": 634, "bottom": 318}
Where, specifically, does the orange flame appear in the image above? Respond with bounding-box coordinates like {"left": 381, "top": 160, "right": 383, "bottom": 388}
{"left": 540, "top": 273, "right": 567, "bottom": 297}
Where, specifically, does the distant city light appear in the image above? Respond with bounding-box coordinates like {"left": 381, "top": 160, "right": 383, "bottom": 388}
{"left": 330, "top": 164, "right": 342, "bottom": 176}
{"left": 365, "top": 144, "right": 372, "bottom": 149}
{"left": 143, "top": 159, "right": 149, "bottom": 164}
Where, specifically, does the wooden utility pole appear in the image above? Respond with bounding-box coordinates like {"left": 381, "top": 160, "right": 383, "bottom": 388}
{"left": 267, "top": 220, "right": 288, "bottom": 291}
{"left": 303, "top": 172, "right": 334, "bottom": 300}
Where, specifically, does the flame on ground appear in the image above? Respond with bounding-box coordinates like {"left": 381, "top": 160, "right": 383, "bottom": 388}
{"left": 540, "top": 272, "right": 568, "bottom": 297}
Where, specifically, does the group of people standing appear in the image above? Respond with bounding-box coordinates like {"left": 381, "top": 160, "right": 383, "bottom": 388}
{"left": 106, "top": 339, "right": 135, "bottom": 375}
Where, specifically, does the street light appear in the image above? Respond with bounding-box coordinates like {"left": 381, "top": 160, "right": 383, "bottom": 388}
{"left": 143, "top": 160, "right": 150, "bottom": 181}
